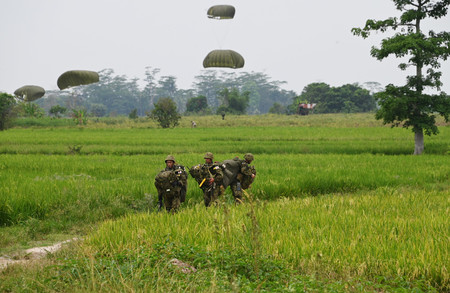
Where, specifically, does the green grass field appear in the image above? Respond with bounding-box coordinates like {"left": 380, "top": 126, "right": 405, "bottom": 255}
{"left": 0, "top": 113, "right": 449, "bottom": 292}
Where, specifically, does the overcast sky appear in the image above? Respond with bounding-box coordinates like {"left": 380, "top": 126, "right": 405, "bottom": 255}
{"left": 1, "top": 0, "right": 449, "bottom": 95}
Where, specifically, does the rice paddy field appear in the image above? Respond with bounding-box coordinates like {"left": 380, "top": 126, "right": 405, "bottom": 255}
{"left": 0, "top": 113, "right": 449, "bottom": 292}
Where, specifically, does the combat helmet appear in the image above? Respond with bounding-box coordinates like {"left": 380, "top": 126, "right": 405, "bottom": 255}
{"left": 204, "top": 152, "right": 214, "bottom": 159}
{"left": 244, "top": 153, "right": 254, "bottom": 162}
{"left": 165, "top": 155, "right": 175, "bottom": 162}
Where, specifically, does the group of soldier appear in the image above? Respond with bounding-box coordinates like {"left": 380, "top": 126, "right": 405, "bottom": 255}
{"left": 154, "top": 152, "right": 256, "bottom": 213}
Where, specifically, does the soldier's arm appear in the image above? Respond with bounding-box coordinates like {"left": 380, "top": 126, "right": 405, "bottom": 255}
{"left": 240, "top": 162, "right": 253, "bottom": 176}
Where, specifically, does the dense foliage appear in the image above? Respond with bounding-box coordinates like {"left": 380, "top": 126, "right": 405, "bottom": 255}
{"left": 0, "top": 92, "right": 17, "bottom": 130}
{"left": 185, "top": 95, "right": 209, "bottom": 115}
{"left": 268, "top": 102, "right": 287, "bottom": 114}
{"left": 216, "top": 88, "right": 250, "bottom": 115}
{"left": 294, "top": 82, "right": 376, "bottom": 114}
{"left": 149, "top": 97, "right": 181, "bottom": 128}
{"left": 49, "top": 105, "right": 67, "bottom": 118}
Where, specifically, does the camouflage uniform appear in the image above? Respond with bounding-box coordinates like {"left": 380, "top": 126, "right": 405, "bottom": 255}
{"left": 154, "top": 155, "right": 187, "bottom": 213}
{"left": 200, "top": 152, "right": 224, "bottom": 207}
{"left": 230, "top": 153, "right": 256, "bottom": 203}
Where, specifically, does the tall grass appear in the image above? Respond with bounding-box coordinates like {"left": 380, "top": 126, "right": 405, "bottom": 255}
{"left": 72, "top": 188, "right": 447, "bottom": 291}
{"left": 1, "top": 153, "right": 448, "bottom": 229}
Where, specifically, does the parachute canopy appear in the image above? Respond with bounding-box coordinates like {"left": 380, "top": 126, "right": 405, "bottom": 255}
{"left": 207, "top": 5, "right": 235, "bottom": 19}
{"left": 14, "top": 85, "right": 45, "bottom": 102}
{"left": 57, "top": 70, "right": 99, "bottom": 90}
{"left": 203, "top": 50, "right": 245, "bottom": 69}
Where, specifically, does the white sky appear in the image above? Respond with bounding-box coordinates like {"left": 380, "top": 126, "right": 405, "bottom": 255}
{"left": 1, "top": 0, "right": 449, "bottom": 95}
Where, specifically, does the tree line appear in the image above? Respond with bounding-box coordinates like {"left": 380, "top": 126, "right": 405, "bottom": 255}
{"left": 31, "top": 68, "right": 378, "bottom": 118}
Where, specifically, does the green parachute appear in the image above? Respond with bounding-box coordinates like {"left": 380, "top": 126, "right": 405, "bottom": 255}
{"left": 204, "top": 4, "right": 244, "bottom": 69}
{"left": 207, "top": 5, "right": 236, "bottom": 19}
{"left": 14, "top": 85, "right": 45, "bottom": 102}
{"left": 203, "top": 49, "right": 245, "bottom": 69}
{"left": 57, "top": 70, "right": 99, "bottom": 90}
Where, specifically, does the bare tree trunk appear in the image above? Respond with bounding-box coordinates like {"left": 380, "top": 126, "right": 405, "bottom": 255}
{"left": 413, "top": 5, "right": 424, "bottom": 156}
{"left": 414, "top": 130, "right": 424, "bottom": 155}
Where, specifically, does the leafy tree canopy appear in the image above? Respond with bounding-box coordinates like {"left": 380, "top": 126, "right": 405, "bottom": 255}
{"left": 49, "top": 105, "right": 67, "bottom": 118}
{"left": 294, "top": 82, "right": 376, "bottom": 114}
{"left": 216, "top": 88, "right": 250, "bottom": 115}
{"left": 268, "top": 102, "right": 287, "bottom": 114}
{"left": 186, "top": 95, "right": 209, "bottom": 115}
{"left": 149, "top": 97, "right": 181, "bottom": 128}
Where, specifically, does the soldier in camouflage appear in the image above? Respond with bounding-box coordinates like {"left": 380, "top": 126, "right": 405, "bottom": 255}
{"left": 230, "top": 153, "right": 257, "bottom": 203}
{"left": 154, "top": 155, "right": 188, "bottom": 213}
{"left": 200, "top": 152, "right": 224, "bottom": 207}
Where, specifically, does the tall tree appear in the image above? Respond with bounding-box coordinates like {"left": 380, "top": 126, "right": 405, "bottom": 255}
{"left": 80, "top": 69, "right": 141, "bottom": 116}
{"left": 352, "top": 0, "right": 450, "bottom": 155}
{"left": 173, "top": 88, "right": 194, "bottom": 113}
{"left": 156, "top": 76, "right": 178, "bottom": 100}
{"left": 192, "top": 71, "right": 224, "bottom": 108}
{"left": 142, "top": 66, "right": 161, "bottom": 115}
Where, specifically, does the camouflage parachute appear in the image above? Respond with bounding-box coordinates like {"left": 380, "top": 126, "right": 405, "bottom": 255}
{"left": 203, "top": 50, "right": 245, "bottom": 69}
{"left": 57, "top": 70, "right": 99, "bottom": 90}
{"left": 218, "top": 157, "right": 257, "bottom": 189}
{"left": 220, "top": 159, "right": 241, "bottom": 188}
{"left": 14, "top": 85, "right": 45, "bottom": 102}
{"left": 207, "top": 5, "right": 236, "bottom": 19}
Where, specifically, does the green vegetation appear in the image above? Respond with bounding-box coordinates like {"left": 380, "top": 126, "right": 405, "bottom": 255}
{"left": 49, "top": 104, "right": 67, "bottom": 118}
{"left": 216, "top": 88, "right": 250, "bottom": 115}
{"left": 0, "top": 92, "right": 17, "bottom": 130}
{"left": 294, "top": 83, "right": 376, "bottom": 114}
{"left": 149, "top": 97, "right": 181, "bottom": 128}
{"left": 185, "top": 95, "right": 211, "bottom": 116}
{"left": 0, "top": 113, "right": 448, "bottom": 292}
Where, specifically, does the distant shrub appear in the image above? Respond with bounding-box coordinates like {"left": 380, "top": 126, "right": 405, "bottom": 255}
{"left": 148, "top": 97, "right": 180, "bottom": 128}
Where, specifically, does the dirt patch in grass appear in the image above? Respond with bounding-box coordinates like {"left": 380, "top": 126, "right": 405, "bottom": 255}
{"left": 0, "top": 238, "right": 79, "bottom": 270}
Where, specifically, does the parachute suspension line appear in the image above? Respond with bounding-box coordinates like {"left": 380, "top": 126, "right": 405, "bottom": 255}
{"left": 209, "top": 19, "right": 234, "bottom": 49}
{"left": 203, "top": 4, "right": 244, "bottom": 69}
